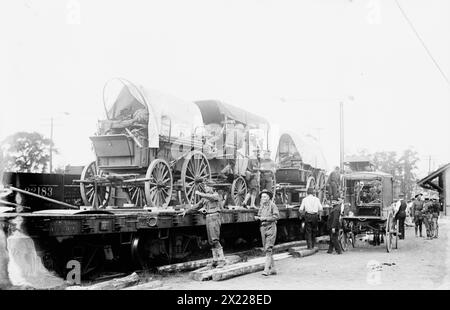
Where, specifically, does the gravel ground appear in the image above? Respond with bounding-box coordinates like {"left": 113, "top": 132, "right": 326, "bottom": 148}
{"left": 150, "top": 216, "right": 449, "bottom": 290}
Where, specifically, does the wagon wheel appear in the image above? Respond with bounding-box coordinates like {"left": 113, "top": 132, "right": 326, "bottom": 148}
{"left": 393, "top": 219, "right": 398, "bottom": 249}
{"left": 347, "top": 221, "right": 355, "bottom": 248}
{"left": 145, "top": 159, "right": 173, "bottom": 208}
{"left": 385, "top": 212, "right": 393, "bottom": 252}
{"left": 231, "top": 176, "right": 247, "bottom": 206}
{"left": 315, "top": 171, "right": 326, "bottom": 202}
{"left": 306, "top": 175, "right": 316, "bottom": 191}
{"left": 338, "top": 229, "right": 349, "bottom": 252}
{"left": 126, "top": 184, "right": 147, "bottom": 208}
{"left": 181, "top": 151, "right": 211, "bottom": 204}
{"left": 80, "top": 161, "right": 111, "bottom": 208}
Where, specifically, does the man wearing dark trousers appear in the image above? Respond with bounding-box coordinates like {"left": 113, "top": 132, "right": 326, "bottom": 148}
{"left": 299, "top": 187, "right": 323, "bottom": 249}
{"left": 395, "top": 195, "right": 407, "bottom": 240}
{"left": 327, "top": 200, "right": 342, "bottom": 254}
{"left": 411, "top": 194, "right": 424, "bottom": 237}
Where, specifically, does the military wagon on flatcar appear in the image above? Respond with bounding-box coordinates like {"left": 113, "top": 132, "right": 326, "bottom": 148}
{"left": 274, "top": 132, "right": 328, "bottom": 205}
{"left": 78, "top": 79, "right": 276, "bottom": 210}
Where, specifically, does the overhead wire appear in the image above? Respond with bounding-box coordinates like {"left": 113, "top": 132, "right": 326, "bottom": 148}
{"left": 394, "top": 0, "right": 450, "bottom": 86}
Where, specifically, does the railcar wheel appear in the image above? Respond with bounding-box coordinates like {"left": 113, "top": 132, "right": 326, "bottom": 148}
{"left": 231, "top": 176, "right": 247, "bottom": 206}
{"left": 181, "top": 151, "right": 211, "bottom": 204}
{"left": 80, "top": 161, "right": 111, "bottom": 208}
{"left": 145, "top": 159, "right": 173, "bottom": 208}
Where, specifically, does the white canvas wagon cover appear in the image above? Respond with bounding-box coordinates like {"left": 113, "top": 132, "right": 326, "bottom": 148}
{"left": 275, "top": 131, "right": 328, "bottom": 171}
{"left": 103, "top": 78, "right": 204, "bottom": 147}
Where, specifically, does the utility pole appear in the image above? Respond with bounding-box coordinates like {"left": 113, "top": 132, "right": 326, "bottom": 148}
{"left": 50, "top": 117, "right": 53, "bottom": 173}
{"left": 428, "top": 155, "right": 431, "bottom": 174}
{"left": 339, "top": 101, "right": 344, "bottom": 173}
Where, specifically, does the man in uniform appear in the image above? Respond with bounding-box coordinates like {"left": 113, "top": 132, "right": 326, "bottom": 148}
{"left": 255, "top": 189, "right": 279, "bottom": 276}
{"left": 182, "top": 183, "right": 226, "bottom": 268}
{"left": 431, "top": 198, "right": 440, "bottom": 238}
{"left": 299, "top": 187, "right": 323, "bottom": 249}
{"left": 327, "top": 199, "right": 343, "bottom": 254}
{"left": 422, "top": 198, "right": 434, "bottom": 239}
{"left": 327, "top": 167, "right": 341, "bottom": 200}
{"left": 242, "top": 157, "right": 260, "bottom": 208}
{"left": 411, "top": 194, "right": 424, "bottom": 237}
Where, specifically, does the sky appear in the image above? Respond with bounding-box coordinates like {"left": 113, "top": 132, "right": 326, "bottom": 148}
{"left": 0, "top": 0, "right": 449, "bottom": 178}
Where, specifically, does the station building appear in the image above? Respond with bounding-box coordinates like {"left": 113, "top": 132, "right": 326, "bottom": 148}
{"left": 417, "top": 163, "right": 450, "bottom": 216}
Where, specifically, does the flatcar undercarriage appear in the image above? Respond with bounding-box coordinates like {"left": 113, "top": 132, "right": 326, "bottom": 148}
{"left": 0, "top": 205, "right": 329, "bottom": 281}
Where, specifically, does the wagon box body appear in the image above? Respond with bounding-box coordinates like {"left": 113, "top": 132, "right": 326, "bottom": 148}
{"left": 341, "top": 171, "right": 398, "bottom": 252}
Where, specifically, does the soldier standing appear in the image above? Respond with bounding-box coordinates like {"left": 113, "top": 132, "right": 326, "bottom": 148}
{"left": 299, "top": 187, "right": 323, "bottom": 249}
{"left": 182, "top": 183, "right": 226, "bottom": 268}
{"left": 255, "top": 189, "right": 279, "bottom": 276}
{"left": 243, "top": 157, "right": 260, "bottom": 208}
{"left": 422, "top": 198, "right": 434, "bottom": 239}
{"left": 327, "top": 200, "right": 343, "bottom": 254}
{"left": 411, "top": 194, "right": 424, "bottom": 237}
{"left": 431, "top": 199, "right": 440, "bottom": 238}
{"left": 327, "top": 167, "right": 341, "bottom": 200}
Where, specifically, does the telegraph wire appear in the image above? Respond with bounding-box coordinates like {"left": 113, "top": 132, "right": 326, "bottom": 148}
{"left": 394, "top": 0, "right": 450, "bottom": 86}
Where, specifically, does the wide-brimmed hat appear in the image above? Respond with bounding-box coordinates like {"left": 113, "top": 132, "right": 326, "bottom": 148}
{"left": 259, "top": 189, "right": 273, "bottom": 199}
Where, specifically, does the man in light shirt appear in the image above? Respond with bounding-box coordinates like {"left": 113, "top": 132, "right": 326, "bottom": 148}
{"left": 299, "top": 187, "right": 323, "bottom": 249}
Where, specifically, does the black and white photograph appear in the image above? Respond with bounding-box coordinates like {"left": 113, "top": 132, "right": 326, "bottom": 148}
{"left": 0, "top": 0, "right": 449, "bottom": 295}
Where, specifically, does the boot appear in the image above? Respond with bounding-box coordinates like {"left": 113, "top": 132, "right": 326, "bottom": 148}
{"left": 207, "top": 248, "right": 218, "bottom": 268}
{"left": 216, "top": 247, "right": 227, "bottom": 268}
{"left": 415, "top": 227, "right": 418, "bottom": 237}
{"left": 262, "top": 253, "right": 271, "bottom": 276}
{"left": 269, "top": 256, "right": 277, "bottom": 275}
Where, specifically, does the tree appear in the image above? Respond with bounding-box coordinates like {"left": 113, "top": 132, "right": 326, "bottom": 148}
{"left": 0, "top": 132, "right": 56, "bottom": 173}
{"left": 398, "top": 149, "right": 420, "bottom": 200}
{"left": 352, "top": 148, "right": 420, "bottom": 199}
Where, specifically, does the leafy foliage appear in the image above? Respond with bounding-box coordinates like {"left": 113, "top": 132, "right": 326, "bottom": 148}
{"left": 0, "top": 132, "right": 56, "bottom": 173}
{"left": 350, "top": 148, "right": 420, "bottom": 200}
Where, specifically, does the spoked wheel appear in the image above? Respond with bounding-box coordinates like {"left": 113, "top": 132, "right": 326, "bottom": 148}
{"left": 338, "top": 229, "right": 349, "bottom": 252}
{"left": 80, "top": 161, "right": 111, "bottom": 208}
{"left": 126, "top": 184, "right": 147, "bottom": 208}
{"left": 393, "top": 219, "right": 398, "bottom": 249}
{"left": 306, "top": 175, "right": 316, "bottom": 191}
{"left": 315, "top": 171, "right": 327, "bottom": 202}
{"left": 385, "top": 213, "right": 394, "bottom": 252}
{"left": 181, "top": 151, "right": 211, "bottom": 204}
{"left": 231, "top": 176, "right": 247, "bottom": 206}
{"left": 145, "top": 159, "right": 173, "bottom": 208}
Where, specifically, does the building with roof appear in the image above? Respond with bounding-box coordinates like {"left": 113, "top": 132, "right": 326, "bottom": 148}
{"left": 417, "top": 163, "right": 450, "bottom": 216}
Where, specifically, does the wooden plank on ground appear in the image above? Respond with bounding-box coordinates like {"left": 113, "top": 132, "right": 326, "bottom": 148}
{"left": 289, "top": 247, "right": 318, "bottom": 258}
{"left": 122, "top": 280, "right": 163, "bottom": 290}
{"left": 255, "top": 240, "right": 307, "bottom": 254}
{"left": 211, "top": 253, "right": 291, "bottom": 281}
{"left": 66, "top": 272, "right": 140, "bottom": 290}
{"left": 158, "top": 255, "right": 242, "bottom": 273}
{"left": 190, "top": 255, "right": 272, "bottom": 282}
